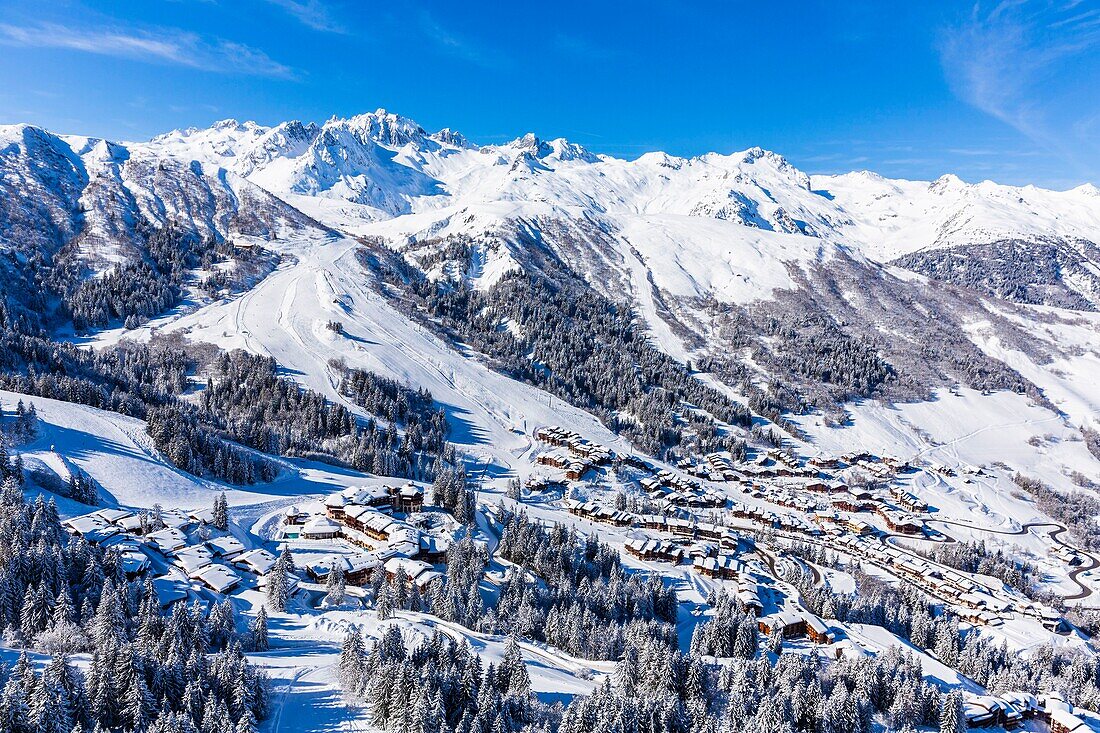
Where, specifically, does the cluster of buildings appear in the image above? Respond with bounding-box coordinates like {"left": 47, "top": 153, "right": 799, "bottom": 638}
{"left": 305, "top": 552, "right": 443, "bottom": 592}
{"left": 63, "top": 506, "right": 280, "bottom": 601}
{"left": 534, "top": 426, "right": 614, "bottom": 480}
{"left": 638, "top": 470, "right": 726, "bottom": 509}
{"left": 802, "top": 531, "right": 1063, "bottom": 631}
{"left": 284, "top": 484, "right": 450, "bottom": 570}
{"left": 961, "top": 691, "right": 1093, "bottom": 731}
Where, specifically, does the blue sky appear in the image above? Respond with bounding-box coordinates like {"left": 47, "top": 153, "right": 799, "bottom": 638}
{"left": 0, "top": 0, "right": 1097, "bottom": 188}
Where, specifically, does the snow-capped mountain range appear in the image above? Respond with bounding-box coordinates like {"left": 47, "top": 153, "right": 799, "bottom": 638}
{"left": 4, "top": 108, "right": 1099, "bottom": 297}
{"left": 4, "top": 108, "right": 1100, "bottom": 432}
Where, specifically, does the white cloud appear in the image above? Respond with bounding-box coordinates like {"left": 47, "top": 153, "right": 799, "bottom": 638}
{"left": 0, "top": 21, "right": 295, "bottom": 78}
{"left": 263, "top": 0, "right": 344, "bottom": 33}
{"left": 939, "top": 1, "right": 1100, "bottom": 178}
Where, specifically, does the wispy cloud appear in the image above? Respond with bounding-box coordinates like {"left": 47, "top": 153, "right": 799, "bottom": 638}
{"left": 0, "top": 21, "right": 295, "bottom": 78}
{"left": 415, "top": 10, "right": 505, "bottom": 69}
{"left": 938, "top": 1, "right": 1100, "bottom": 179}
{"left": 263, "top": 0, "right": 344, "bottom": 33}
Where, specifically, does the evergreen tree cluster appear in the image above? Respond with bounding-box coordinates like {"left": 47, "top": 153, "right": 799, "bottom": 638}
{"left": 63, "top": 471, "right": 98, "bottom": 507}
{"left": 65, "top": 261, "right": 179, "bottom": 333}
{"left": 0, "top": 323, "right": 191, "bottom": 420}
{"left": 489, "top": 510, "right": 678, "bottom": 659}
{"left": 340, "top": 627, "right": 536, "bottom": 733}
{"left": 339, "top": 613, "right": 967, "bottom": 733}
{"left": 364, "top": 242, "right": 751, "bottom": 457}
{"left": 146, "top": 404, "right": 275, "bottom": 486}
{"left": 688, "top": 589, "right": 759, "bottom": 660}
{"left": 198, "top": 350, "right": 451, "bottom": 482}
{"left": 0, "top": 399, "right": 37, "bottom": 446}
{"left": 0, "top": 485, "right": 268, "bottom": 732}
{"left": 430, "top": 467, "right": 475, "bottom": 524}
{"left": 57, "top": 227, "right": 270, "bottom": 333}
{"left": 336, "top": 363, "right": 450, "bottom": 455}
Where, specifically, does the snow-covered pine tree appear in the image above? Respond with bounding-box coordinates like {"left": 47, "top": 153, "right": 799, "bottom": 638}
{"left": 325, "top": 563, "right": 346, "bottom": 606}
{"left": 250, "top": 607, "right": 269, "bottom": 652}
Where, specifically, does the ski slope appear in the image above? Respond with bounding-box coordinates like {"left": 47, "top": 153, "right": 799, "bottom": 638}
{"left": 128, "top": 233, "right": 641, "bottom": 477}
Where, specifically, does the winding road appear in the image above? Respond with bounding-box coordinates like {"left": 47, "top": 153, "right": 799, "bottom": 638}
{"left": 927, "top": 518, "right": 1100, "bottom": 601}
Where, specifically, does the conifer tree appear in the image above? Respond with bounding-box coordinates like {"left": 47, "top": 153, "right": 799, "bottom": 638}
{"left": 250, "top": 607, "right": 269, "bottom": 653}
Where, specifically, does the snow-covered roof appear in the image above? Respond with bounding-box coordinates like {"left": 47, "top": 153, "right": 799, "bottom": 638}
{"left": 234, "top": 548, "right": 278, "bottom": 575}
{"left": 191, "top": 563, "right": 241, "bottom": 593}
{"left": 147, "top": 527, "right": 187, "bottom": 553}
{"left": 301, "top": 516, "right": 342, "bottom": 536}
{"left": 206, "top": 535, "right": 245, "bottom": 558}
{"left": 175, "top": 545, "right": 214, "bottom": 574}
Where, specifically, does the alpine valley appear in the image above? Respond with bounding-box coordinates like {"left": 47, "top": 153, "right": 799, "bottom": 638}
{"left": 2, "top": 108, "right": 1100, "bottom": 733}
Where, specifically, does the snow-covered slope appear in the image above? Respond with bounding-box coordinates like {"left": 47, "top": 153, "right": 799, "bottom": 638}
{"left": 7, "top": 108, "right": 1100, "bottom": 455}
{"left": 0, "top": 122, "right": 324, "bottom": 278}
{"left": 816, "top": 171, "right": 1100, "bottom": 260}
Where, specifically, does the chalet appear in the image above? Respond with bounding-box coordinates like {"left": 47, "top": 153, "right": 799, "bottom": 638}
{"left": 1050, "top": 709, "right": 1090, "bottom": 733}
{"left": 688, "top": 542, "right": 717, "bottom": 559}
{"left": 565, "top": 461, "right": 589, "bottom": 480}
{"left": 845, "top": 519, "right": 873, "bottom": 536}
{"left": 525, "top": 477, "right": 550, "bottom": 493}
{"left": 63, "top": 514, "right": 120, "bottom": 544}
{"left": 419, "top": 535, "right": 450, "bottom": 563}
{"left": 693, "top": 554, "right": 742, "bottom": 580}
{"left": 566, "top": 500, "right": 634, "bottom": 527}
{"left": 386, "top": 526, "right": 422, "bottom": 557}
{"left": 191, "top": 563, "right": 241, "bottom": 594}
{"left": 1000, "top": 692, "right": 1040, "bottom": 720}
{"left": 300, "top": 516, "right": 342, "bottom": 540}
{"left": 146, "top": 527, "right": 187, "bottom": 554}
{"left": 188, "top": 508, "right": 216, "bottom": 526}
{"left": 758, "top": 610, "right": 807, "bottom": 639}
{"left": 536, "top": 453, "right": 570, "bottom": 469}
{"left": 808, "top": 456, "right": 840, "bottom": 469}
{"left": 159, "top": 509, "right": 192, "bottom": 529}
{"left": 100, "top": 536, "right": 151, "bottom": 577}
{"left": 324, "top": 494, "right": 347, "bottom": 520}
{"left": 1041, "top": 607, "right": 1065, "bottom": 632}
{"left": 964, "top": 695, "right": 1023, "bottom": 729}
{"left": 696, "top": 523, "right": 727, "bottom": 541}
{"left": 804, "top": 614, "right": 832, "bottom": 644}
{"left": 413, "top": 570, "right": 444, "bottom": 591}
{"left": 383, "top": 556, "right": 435, "bottom": 582}
{"left": 173, "top": 545, "right": 214, "bottom": 575}
{"left": 737, "top": 581, "right": 762, "bottom": 613}
{"left": 831, "top": 494, "right": 874, "bottom": 513}
{"left": 309, "top": 552, "right": 381, "bottom": 585}
{"left": 234, "top": 548, "right": 278, "bottom": 576}
{"left": 625, "top": 538, "right": 684, "bottom": 564}
{"left": 283, "top": 505, "right": 310, "bottom": 526}
{"left": 96, "top": 508, "right": 133, "bottom": 526}
{"left": 879, "top": 509, "right": 923, "bottom": 535}
{"left": 357, "top": 485, "right": 396, "bottom": 508}
{"left": 114, "top": 513, "right": 146, "bottom": 534}
{"left": 151, "top": 576, "right": 190, "bottom": 608}
{"left": 206, "top": 535, "right": 245, "bottom": 560}
{"left": 342, "top": 504, "right": 380, "bottom": 532}
{"left": 890, "top": 487, "right": 928, "bottom": 512}
{"left": 393, "top": 484, "right": 424, "bottom": 514}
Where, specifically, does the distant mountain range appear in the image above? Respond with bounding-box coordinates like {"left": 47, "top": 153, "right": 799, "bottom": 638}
{"left": 3, "top": 108, "right": 1100, "bottom": 427}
